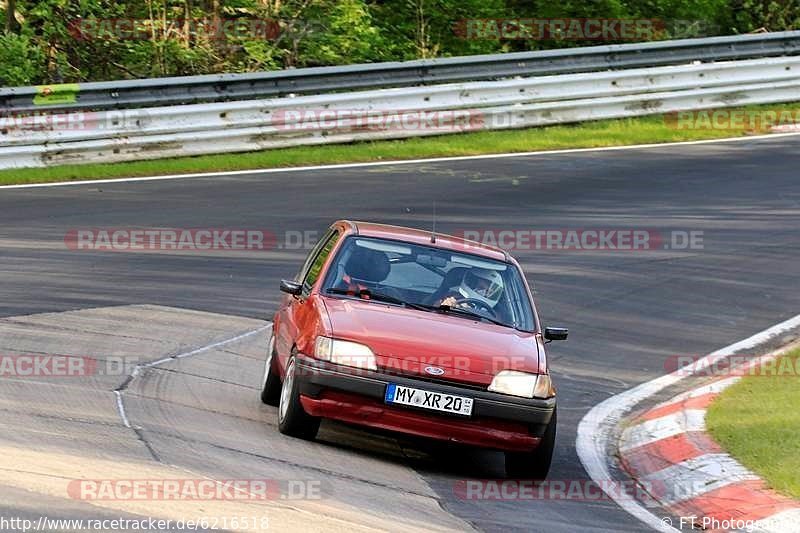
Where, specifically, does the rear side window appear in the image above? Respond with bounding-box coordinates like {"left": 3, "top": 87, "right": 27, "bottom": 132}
{"left": 297, "top": 229, "right": 334, "bottom": 281}
{"left": 303, "top": 231, "right": 339, "bottom": 289}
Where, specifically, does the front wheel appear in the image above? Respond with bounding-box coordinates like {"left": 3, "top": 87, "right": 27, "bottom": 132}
{"left": 277, "top": 356, "right": 320, "bottom": 440}
{"left": 260, "top": 334, "right": 281, "bottom": 406}
{"left": 504, "top": 407, "right": 557, "bottom": 479}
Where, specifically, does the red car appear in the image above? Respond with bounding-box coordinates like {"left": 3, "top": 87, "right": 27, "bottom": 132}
{"left": 261, "top": 221, "right": 567, "bottom": 478}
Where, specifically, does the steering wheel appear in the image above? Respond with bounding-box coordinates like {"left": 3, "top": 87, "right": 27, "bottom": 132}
{"left": 449, "top": 297, "right": 499, "bottom": 320}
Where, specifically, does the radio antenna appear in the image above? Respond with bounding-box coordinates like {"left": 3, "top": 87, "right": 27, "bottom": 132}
{"left": 430, "top": 201, "right": 437, "bottom": 243}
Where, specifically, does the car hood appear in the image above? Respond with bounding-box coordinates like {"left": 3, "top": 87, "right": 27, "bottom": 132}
{"left": 322, "top": 296, "right": 541, "bottom": 386}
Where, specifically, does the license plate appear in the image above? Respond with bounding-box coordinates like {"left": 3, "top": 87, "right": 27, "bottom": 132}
{"left": 385, "top": 383, "right": 473, "bottom": 416}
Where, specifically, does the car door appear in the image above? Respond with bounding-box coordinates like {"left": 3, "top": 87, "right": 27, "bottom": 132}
{"left": 274, "top": 228, "right": 340, "bottom": 371}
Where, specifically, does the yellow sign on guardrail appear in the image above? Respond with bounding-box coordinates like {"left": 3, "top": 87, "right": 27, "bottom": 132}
{"left": 33, "top": 84, "right": 80, "bottom": 105}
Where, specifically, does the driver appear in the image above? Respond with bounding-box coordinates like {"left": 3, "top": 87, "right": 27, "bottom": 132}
{"left": 437, "top": 267, "right": 504, "bottom": 311}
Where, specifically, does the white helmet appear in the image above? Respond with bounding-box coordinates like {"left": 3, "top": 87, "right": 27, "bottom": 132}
{"left": 457, "top": 268, "right": 504, "bottom": 307}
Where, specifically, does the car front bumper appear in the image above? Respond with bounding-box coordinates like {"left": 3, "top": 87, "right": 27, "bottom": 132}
{"left": 294, "top": 355, "right": 556, "bottom": 452}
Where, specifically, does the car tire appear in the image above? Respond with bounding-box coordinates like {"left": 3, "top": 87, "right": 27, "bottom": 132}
{"left": 277, "top": 356, "right": 320, "bottom": 440}
{"left": 504, "top": 407, "right": 557, "bottom": 479}
{"left": 260, "top": 334, "right": 281, "bottom": 406}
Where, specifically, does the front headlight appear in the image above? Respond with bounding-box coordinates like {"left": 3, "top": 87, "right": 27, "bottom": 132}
{"left": 314, "top": 336, "right": 377, "bottom": 371}
{"left": 488, "top": 370, "right": 555, "bottom": 399}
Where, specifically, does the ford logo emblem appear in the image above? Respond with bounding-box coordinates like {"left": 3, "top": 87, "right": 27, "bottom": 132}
{"left": 424, "top": 366, "right": 445, "bottom": 376}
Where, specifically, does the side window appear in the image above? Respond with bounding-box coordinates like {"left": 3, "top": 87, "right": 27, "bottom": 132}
{"left": 297, "top": 229, "right": 334, "bottom": 282}
{"left": 303, "top": 231, "right": 339, "bottom": 290}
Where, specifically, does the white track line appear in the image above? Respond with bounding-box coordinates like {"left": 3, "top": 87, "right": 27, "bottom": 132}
{"left": 113, "top": 324, "right": 270, "bottom": 428}
{"left": 576, "top": 313, "right": 800, "bottom": 533}
{"left": 113, "top": 390, "right": 131, "bottom": 428}
{"left": 3, "top": 131, "right": 800, "bottom": 190}
{"left": 110, "top": 323, "right": 391, "bottom": 532}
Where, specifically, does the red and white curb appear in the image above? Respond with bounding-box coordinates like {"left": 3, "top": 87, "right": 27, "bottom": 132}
{"left": 577, "top": 314, "right": 800, "bottom": 532}
{"left": 619, "top": 363, "right": 800, "bottom": 532}
{"left": 771, "top": 124, "right": 800, "bottom": 133}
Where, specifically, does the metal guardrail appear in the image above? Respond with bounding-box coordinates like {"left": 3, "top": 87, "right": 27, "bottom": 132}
{"left": 2, "top": 32, "right": 800, "bottom": 170}
{"left": 3, "top": 31, "right": 800, "bottom": 114}
{"left": 3, "top": 57, "right": 798, "bottom": 147}
{"left": 2, "top": 55, "right": 799, "bottom": 169}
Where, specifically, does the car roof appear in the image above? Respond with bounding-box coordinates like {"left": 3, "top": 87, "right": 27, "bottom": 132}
{"left": 338, "top": 220, "right": 508, "bottom": 262}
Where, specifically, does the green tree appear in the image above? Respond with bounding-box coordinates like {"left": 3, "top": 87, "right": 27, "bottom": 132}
{"left": 297, "top": 0, "right": 382, "bottom": 65}
{"left": 370, "top": 0, "right": 508, "bottom": 60}
{"left": 0, "top": 32, "right": 45, "bottom": 85}
{"left": 729, "top": 0, "right": 800, "bottom": 32}
{"left": 0, "top": 0, "right": 796, "bottom": 87}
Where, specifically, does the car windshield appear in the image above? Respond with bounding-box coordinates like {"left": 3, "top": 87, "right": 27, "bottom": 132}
{"left": 320, "top": 236, "right": 536, "bottom": 331}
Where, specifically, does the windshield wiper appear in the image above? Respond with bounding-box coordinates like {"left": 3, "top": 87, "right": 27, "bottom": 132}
{"left": 326, "top": 287, "right": 430, "bottom": 312}
{"left": 434, "top": 304, "right": 512, "bottom": 328}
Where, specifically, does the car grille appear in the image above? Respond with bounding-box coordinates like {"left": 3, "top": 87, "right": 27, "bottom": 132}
{"left": 379, "top": 369, "right": 488, "bottom": 392}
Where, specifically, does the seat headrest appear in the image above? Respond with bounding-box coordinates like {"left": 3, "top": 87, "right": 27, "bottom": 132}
{"left": 345, "top": 247, "right": 391, "bottom": 283}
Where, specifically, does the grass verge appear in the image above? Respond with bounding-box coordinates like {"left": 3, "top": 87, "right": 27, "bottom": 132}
{"left": 706, "top": 347, "right": 800, "bottom": 500}
{"left": 2, "top": 103, "right": 800, "bottom": 186}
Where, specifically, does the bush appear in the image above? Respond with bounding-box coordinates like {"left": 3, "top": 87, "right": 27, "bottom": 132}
{"left": 0, "top": 32, "right": 45, "bottom": 86}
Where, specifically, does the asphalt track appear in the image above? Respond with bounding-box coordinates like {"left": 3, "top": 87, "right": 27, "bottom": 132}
{"left": 1, "top": 135, "right": 799, "bottom": 532}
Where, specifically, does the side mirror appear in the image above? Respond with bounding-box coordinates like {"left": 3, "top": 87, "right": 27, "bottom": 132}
{"left": 280, "top": 279, "right": 303, "bottom": 296}
{"left": 544, "top": 327, "right": 568, "bottom": 342}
